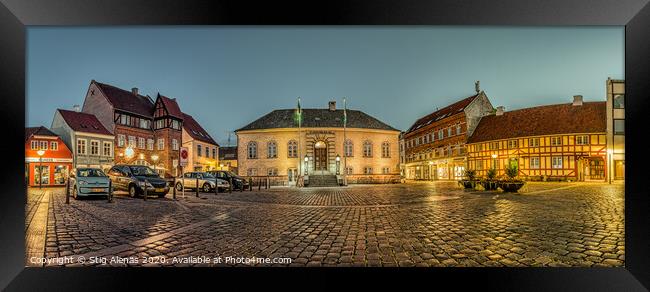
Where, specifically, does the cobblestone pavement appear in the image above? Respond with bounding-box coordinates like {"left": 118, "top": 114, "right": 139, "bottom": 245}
{"left": 26, "top": 181, "right": 625, "bottom": 267}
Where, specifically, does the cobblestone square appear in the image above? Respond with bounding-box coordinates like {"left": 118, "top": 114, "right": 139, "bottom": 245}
{"left": 25, "top": 181, "right": 624, "bottom": 267}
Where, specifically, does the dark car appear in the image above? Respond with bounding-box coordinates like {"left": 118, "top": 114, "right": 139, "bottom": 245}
{"left": 107, "top": 165, "right": 170, "bottom": 198}
{"left": 207, "top": 170, "right": 249, "bottom": 190}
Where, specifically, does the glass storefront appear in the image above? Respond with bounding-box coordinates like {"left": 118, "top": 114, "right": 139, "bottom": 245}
{"left": 34, "top": 166, "right": 49, "bottom": 185}
{"left": 53, "top": 165, "right": 68, "bottom": 185}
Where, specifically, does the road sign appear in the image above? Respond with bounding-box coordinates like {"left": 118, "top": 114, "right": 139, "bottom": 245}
{"left": 180, "top": 147, "right": 189, "bottom": 167}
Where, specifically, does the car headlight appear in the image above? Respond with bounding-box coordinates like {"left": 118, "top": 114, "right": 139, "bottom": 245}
{"left": 139, "top": 181, "right": 152, "bottom": 187}
{"left": 78, "top": 181, "right": 88, "bottom": 185}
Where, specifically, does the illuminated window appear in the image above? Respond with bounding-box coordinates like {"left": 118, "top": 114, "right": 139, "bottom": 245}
{"left": 552, "top": 156, "right": 563, "bottom": 168}
{"left": 576, "top": 135, "right": 589, "bottom": 145}
{"left": 529, "top": 138, "right": 540, "bottom": 147}
{"left": 530, "top": 157, "right": 540, "bottom": 169}
{"left": 508, "top": 140, "right": 518, "bottom": 149}
{"left": 550, "top": 137, "right": 562, "bottom": 146}
{"left": 614, "top": 120, "right": 625, "bottom": 135}
{"left": 613, "top": 94, "right": 624, "bottom": 109}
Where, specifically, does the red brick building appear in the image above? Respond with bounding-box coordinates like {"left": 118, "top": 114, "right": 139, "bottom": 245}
{"left": 81, "top": 80, "right": 184, "bottom": 177}
{"left": 25, "top": 126, "right": 73, "bottom": 187}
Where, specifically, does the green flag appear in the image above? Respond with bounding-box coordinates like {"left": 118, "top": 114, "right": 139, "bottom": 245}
{"left": 343, "top": 97, "right": 347, "bottom": 126}
{"left": 295, "top": 97, "right": 302, "bottom": 126}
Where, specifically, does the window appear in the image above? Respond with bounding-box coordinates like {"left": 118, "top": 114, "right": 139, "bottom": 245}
{"left": 364, "top": 167, "right": 373, "bottom": 174}
{"left": 363, "top": 141, "right": 373, "bottom": 157}
{"left": 448, "top": 127, "right": 452, "bottom": 137}
{"left": 345, "top": 167, "right": 353, "bottom": 175}
{"left": 456, "top": 124, "right": 462, "bottom": 135}
{"left": 147, "top": 139, "right": 154, "bottom": 150}
{"left": 550, "top": 136, "right": 562, "bottom": 146}
{"left": 103, "top": 141, "right": 112, "bottom": 156}
{"left": 172, "top": 139, "right": 179, "bottom": 150}
{"left": 477, "top": 144, "right": 483, "bottom": 151}
{"left": 529, "top": 138, "right": 540, "bottom": 147}
{"left": 267, "top": 141, "right": 277, "bottom": 158}
{"left": 247, "top": 141, "right": 258, "bottom": 159}
{"left": 614, "top": 120, "right": 625, "bottom": 135}
{"left": 476, "top": 160, "right": 484, "bottom": 170}
{"left": 508, "top": 140, "right": 518, "bottom": 149}
{"left": 423, "top": 135, "right": 428, "bottom": 144}
{"left": 576, "top": 135, "right": 589, "bottom": 145}
{"left": 267, "top": 168, "right": 278, "bottom": 176}
{"left": 381, "top": 142, "right": 390, "bottom": 158}
{"left": 50, "top": 142, "right": 58, "bottom": 150}
{"left": 552, "top": 156, "right": 563, "bottom": 169}
{"left": 287, "top": 140, "right": 298, "bottom": 158}
{"left": 117, "top": 135, "right": 125, "bottom": 147}
{"left": 247, "top": 168, "right": 257, "bottom": 176}
{"left": 90, "top": 140, "right": 99, "bottom": 156}
{"left": 171, "top": 120, "right": 180, "bottom": 130}
{"left": 382, "top": 167, "right": 389, "bottom": 174}
{"left": 197, "top": 144, "right": 202, "bottom": 157}
{"left": 39, "top": 141, "right": 48, "bottom": 150}
{"left": 489, "top": 142, "right": 499, "bottom": 150}
{"left": 139, "top": 119, "right": 150, "bottom": 129}
{"left": 430, "top": 133, "right": 435, "bottom": 142}
{"left": 343, "top": 140, "right": 353, "bottom": 157}
{"left": 212, "top": 148, "right": 216, "bottom": 159}
{"left": 418, "top": 137, "right": 422, "bottom": 145}
{"left": 438, "top": 129, "right": 444, "bottom": 140}
{"left": 157, "top": 138, "right": 165, "bottom": 150}
{"left": 138, "top": 137, "right": 145, "bottom": 149}
{"left": 205, "top": 146, "right": 210, "bottom": 157}
{"left": 31, "top": 140, "right": 38, "bottom": 150}
{"left": 120, "top": 115, "right": 130, "bottom": 125}
{"left": 128, "top": 136, "right": 136, "bottom": 148}
{"left": 530, "top": 157, "right": 540, "bottom": 169}
{"left": 613, "top": 94, "right": 624, "bottom": 109}
{"left": 77, "top": 139, "right": 87, "bottom": 155}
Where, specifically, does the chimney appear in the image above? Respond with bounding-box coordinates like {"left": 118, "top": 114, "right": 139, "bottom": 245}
{"left": 496, "top": 106, "right": 505, "bottom": 116}
{"left": 73, "top": 104, "right": 81, "bottom": 112}
{"left": 475, "top": 80, "right": 480, "bottom": 94}
{"left": 132, "top": 87, "right": 138, "bottom": 95}
{"left": 328, "top": 101, "right": 336, "bottom": 111}
{"left": 572, "top": 95, "right": 583, "bottom": 106}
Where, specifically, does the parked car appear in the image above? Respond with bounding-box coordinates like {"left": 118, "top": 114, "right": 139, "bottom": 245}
{"left": 175, "top": 172, "right": 230, "bottom": 193}
{"left": 107, "top": 165, "right": 170, "bottom": 198}
{"left": 207, "top": 170, "right": 249, "bottom": 190}
{"left": 69, "top": 168, "right": 110, "bottom": 199}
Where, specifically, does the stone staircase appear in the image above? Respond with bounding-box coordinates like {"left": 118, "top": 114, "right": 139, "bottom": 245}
{"left": 307, "top": 175, "right": 339, "bottom": 187}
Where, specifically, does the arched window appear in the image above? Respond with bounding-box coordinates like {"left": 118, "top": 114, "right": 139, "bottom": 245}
{"left": 247, "top": 141, "right": 258, "bottom": 159}
{"left": 381, "top": 141, "right": 390, "bottom": 158}
{"left": 287, "top": 140, "right": 298, "bottom": 158}
{"left": 267, "top": 141, "right": 277, "bottom": 158}
{"left": 344, "top": 139, "right": 353, "bottom": 157}
{"left": 363, "top": 140, "right": 373, "bottom": 157}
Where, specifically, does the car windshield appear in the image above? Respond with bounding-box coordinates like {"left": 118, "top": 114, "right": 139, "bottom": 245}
{"left": 129, "top": 166, "right": 158, "bottom": 176}
{"left": 77, "top": 169, "right": 107, "bottom": 177}
{"left": 203, "top": 172, "right": 215, "bottom": 178}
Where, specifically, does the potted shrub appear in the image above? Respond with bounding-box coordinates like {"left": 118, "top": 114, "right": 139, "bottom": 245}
{"left": 499, "top": 164, "right": 526, "bottom": 192}
{"left": 458, "top": 169, "right": 478, "bottom": 189}
{"left": 480, "top": 168, "right": 498, "bottom": 190}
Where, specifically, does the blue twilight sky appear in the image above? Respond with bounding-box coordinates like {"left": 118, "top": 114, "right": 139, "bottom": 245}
{"left": 27, "top": 26, "right": 624, "bottom": 146}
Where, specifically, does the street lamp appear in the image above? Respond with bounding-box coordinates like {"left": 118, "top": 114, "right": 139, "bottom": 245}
{"left": 124, "top": 146, "right": 135, "bottom": 159}
{"left": 335, "top": 154, "right": 341, "bottom": 175}
{"left": 36, "top": 149, "right": 45, "bottom": 189}
{"left": 304, "top": 155, "right": 309, "bottom": 175}
{"left": 607, "top": 149, "right": 613, "bottom": 184}
{"left": 151, "top": 154, "right": 159, "bottom": 171}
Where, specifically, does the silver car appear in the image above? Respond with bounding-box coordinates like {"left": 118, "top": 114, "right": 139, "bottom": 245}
{"left": 69, "top": 168, "right": 110, "bottom": 199}
{"left": 175, "top": 172, "right": 230, "bottom": 193}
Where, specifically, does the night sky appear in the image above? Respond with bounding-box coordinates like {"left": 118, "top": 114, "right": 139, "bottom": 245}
{"left": 27, "top": 26, "right": 623, "bottom": 146}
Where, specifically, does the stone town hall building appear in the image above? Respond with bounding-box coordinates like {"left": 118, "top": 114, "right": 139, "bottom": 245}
{"left": 235, "top": 101, "right": 401, "bottom": 185}
{"left": 81, "top": 80, "right": 184, "bottom": 178}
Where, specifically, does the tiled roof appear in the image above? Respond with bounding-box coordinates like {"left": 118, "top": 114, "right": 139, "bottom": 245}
{"left": 57, "top": 109, "right": 112, "bottom": 135}
{"left": 26, "top": 126, "right": 58, "bottom": 141}
{"left": 94, "top": 81, "right": 154, "bottom": 117}
{"left": 219, "top": 146, "right": 237, "bottom": 160}
{"left": 467, "top": 102, "right": 606, "bottom": 144}
{"left": 181, "top": 113, "right": 218, "bottom": 146}
{"left": 236, "top": 109, "right": 399, "bottom": 132}
{"left": 406, "top": 94, "right": 479, "bottom": 133}
{"left": 157, "top": 94, "right": 183, "bottom": 119}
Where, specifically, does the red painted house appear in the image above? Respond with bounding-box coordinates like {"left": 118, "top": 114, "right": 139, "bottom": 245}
{"left": 25, "top": 126, "right": 73, "bottom": 187}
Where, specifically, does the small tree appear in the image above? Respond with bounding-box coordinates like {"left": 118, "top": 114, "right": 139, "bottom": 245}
{"left": 464, "top": 169, "right": 476, "bottom": 181}
{"left": 486, "top": 168, "right": 497, "bottom": 180}
{"left": 505, "top": 164, "right": 519, "bottom": 180}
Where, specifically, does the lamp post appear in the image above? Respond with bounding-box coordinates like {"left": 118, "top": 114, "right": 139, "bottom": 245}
{"left": 335, "top": 155, "right": 341, "bottom": 175}
{"left": 151, "top": 154, "right": 159, "bottom": 172}
{"left": 428, "top": 161, "right": 433, "bottom": 181}
{"left": 36, "top": 150, "right": 45, "bottom": 189}
{"left": 607, "top": 149, "right": 613, "bottom": 184}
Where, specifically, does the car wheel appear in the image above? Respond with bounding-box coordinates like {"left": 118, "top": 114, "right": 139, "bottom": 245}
{"left": 129, "top": 184, "right": 138, "bottom": 198}
{"left": 202, "top": 183, "right": 211, "bottom": 193}
{"left": 175, "top": 182, "right": 183, "bottom": 191}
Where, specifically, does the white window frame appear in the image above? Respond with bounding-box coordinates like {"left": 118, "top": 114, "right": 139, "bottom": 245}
{"left": 147, "top": 139, "right": 154, "bottom": 150}
{"left": 267, "top": 141, "right": 278, "bottom": 158}
{"left": 576, "top": 135, "right": 589, "bottom": 145}
{"left": 288, "top": 140, "right": 298, "bottom": 158}
{"left": 552, "top": 156, "right": 563, "bottom": 169}
{"left": 31, "top": 140, "right": 38, "bottom": 150}
{"left": 172, "top": 139, "right": 179, "bottom": 150}
{"left": 381, "top": 142, "right": 390, "bottom": 158}
{"left": 117, "top": 135, "right": 125, "bottom": 147}
{"left": 551, "top": 136, "right": 562, "bottom": 146}
{"left": 77, "top": 138, "right": 87, "bottom": 155}
{"left": 363, "top": 141, "right": 373, "bottom": 157}
{"left": 344, "top": 139, "right": 353, "bottom": 157}
{"left": 530, "top": 157, "right": 540, "bottom": 169}
{"left": 138, "top": 137, "right": 145, "bottom": 149}
{"left": 103, "top": 141, "right": 113, "bottom": 156}
{"left": 247, "top": 141, "right": 258, "bottom": 159}
{"left": 157, "top": 138, "right": 165, "bottom": 150}
{"left": 128, "top": 136, "right": 136, "bottom": 148}
{"left": 39, "top": 141, "right": 48, "bottom": 150}
{"left": 50, "top": 141, "right": 58, "bottom": 150}
{"left": 90, "top": 140, "right": 100, "bottom": 156}
{"left": 197, "top": 144, "right": 202, "bottom": 157}
{"left": 529, "top": 138, "right": 540, "bottom": 147}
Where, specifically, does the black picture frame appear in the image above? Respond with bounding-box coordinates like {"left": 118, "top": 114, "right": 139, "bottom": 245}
{"left": 1, "top": 0, "right": 649, "bottom": 290}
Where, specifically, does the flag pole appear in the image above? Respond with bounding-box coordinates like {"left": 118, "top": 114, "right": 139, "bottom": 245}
{"left": 343, "top": 97, "right": 347, "bottom": 186}
{"left": 297, "top": 97, "right": 302, "bottom": 185}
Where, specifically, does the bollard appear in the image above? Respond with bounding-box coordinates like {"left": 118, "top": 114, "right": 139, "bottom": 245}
{"left": 143, "top": 179, "right": 148, "bottom": 201}
{"left": 195, "top": 176, "right": 199, "bottom": 198}
{"left": 172, "top": 177, "right": 176, "bottom": 200}
{"left": 215, "top": 179, "right": 219, "bottom": 195}
{"left": 249, "top": 178, "right": 253, "bottom": 191}
{"left": 65, "top": 178, "right": 70, "bottom": 204}
{"left": 107, "top": 180, "right": 113, "bottom": 203}
{"left": 258, "top": 178, "right": 261, "bottom": 191}
{"left": 229, "top": 177, "right": 233, "bottom": 193}
{"left": 266, "top": 177, "right": 269, "bottom": 189}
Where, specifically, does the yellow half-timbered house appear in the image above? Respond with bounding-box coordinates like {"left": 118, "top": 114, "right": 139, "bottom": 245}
{"left": 466, "top": 96, "right": 607, "bottom": 181}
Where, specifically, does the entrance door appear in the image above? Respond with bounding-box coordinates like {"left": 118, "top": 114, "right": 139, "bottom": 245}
{"left": 288, "top": 168, "right": 297, "bottom": 185}
{"left": 314, "top": 147, "right": 327, "bottom": 171}
{"left": 589, "top": 158, "right": 605, "bottom": 180}
{"left": 614, "top": 160, "right": 625, "bottom": 180}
